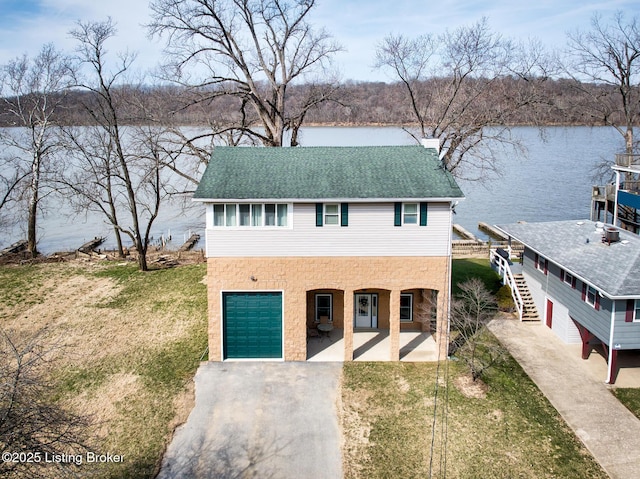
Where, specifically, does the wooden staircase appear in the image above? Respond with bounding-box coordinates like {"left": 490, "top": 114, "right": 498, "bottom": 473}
{"left": 514, "top": 274, "right": 539, "bottom": 321}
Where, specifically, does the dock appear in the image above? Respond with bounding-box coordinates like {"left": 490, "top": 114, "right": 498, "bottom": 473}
{"left": 0, "top": 240, "right": 27, "bottom": 258}
{"left": 77, "top": 237, "right": 105, "bottom": 254}
{"left": 453, "top": 224, "right": 479, "bottom": 242}
{"left": 478, "top": 222, "right": 509, "bottom": 241}
{"left": 179, "top": 233, "right": 201, "bottom": 252}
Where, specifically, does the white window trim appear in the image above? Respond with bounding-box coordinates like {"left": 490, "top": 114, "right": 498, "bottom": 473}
{"left": 315, "top": 294, "right": 333, "bottom": 322}
{"left": 400, "top": 293, "right": 413, "bottom": 322}
{"left": 210, "top": 203, "right": 292, "bottom": 229}
{"left": 403, "top": 203, "right": 419, "bottom": 225}
{"left": 323, "top": 203, "right": 340, "bottom": 227}
{"left": 535, "top": 255, "right": 547, "bottom": 274}
{"left": 634, "top": 299, "right": 640, "bottom": 322}
{"left": 585, "top": 285, "right": 597, "bottom": 308}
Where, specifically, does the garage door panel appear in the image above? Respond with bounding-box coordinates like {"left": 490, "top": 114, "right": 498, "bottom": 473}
{"left": 223, "top": 292, "right": 282, "bottom": 359}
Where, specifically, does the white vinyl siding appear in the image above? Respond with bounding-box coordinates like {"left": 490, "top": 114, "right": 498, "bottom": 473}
{"left": 205, "top": 202, "right": 452, "bottom": 257}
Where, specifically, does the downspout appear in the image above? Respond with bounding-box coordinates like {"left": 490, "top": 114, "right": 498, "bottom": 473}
{"left": 606, "top": 300, "right": 616, "bottom": 384}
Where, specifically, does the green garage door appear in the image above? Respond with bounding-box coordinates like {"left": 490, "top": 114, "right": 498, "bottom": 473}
{"left": 223, "top": 292, "right": 283, "bottom": 359}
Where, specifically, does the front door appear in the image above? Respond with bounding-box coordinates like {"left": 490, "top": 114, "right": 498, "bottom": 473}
{"left": 354, "top": 294, "right": 378, "bottom": 328}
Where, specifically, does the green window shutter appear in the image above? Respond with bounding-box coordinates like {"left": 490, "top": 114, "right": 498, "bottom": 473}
{"left": 316, "top": 203, "right": 323, "bottom": 227}
{"left": 420, "top": 202, "right": 428, "bottom": 226}
{"left": 394, "top": 203, "right": 402, "bottom": 226}
{"left": 341, "top": 203, "right": 349, "bottom": 227}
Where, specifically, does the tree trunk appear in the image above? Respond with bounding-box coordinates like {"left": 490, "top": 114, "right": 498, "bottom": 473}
{"left": 27, "top": 153, "right": 41, "bottom": 257}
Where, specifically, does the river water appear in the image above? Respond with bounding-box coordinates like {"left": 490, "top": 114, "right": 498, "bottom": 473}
{"left": 0, "top": 126, "right": 627, "bottom": 253}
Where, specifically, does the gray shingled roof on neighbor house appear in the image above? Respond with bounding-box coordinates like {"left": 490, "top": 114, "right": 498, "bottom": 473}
{"left": 193, "top": 145, "right": 464, "bottom": 200}
{"left": 496, "top": 220, "right": 640, "bottom": 298}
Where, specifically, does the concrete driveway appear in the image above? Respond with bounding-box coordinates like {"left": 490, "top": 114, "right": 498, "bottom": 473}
{"left": 488, "top": 319, "right": 640, "bottom": 479}
{"left": 157, "top": 362, "right": 343, "bottom": 479}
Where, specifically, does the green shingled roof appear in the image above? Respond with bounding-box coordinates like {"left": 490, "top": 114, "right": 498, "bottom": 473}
{"left": 193, "top": 145, "right": 464, "bottom": 200}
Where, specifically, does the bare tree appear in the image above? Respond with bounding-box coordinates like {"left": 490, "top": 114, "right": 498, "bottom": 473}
{"left": 449, "top": 278, "right": 501, "bottom": 381}
{"left": 148, "top": 0, "right": 343, "bottom": 147}
{"left": 566, "top": 11, "right": 640, "bottom": 154}
{"left": 0, "top": 329, "right": 90, "bottom": 479}
{"left": 375, "top": 18, "right": 554, "bottom": 179}
{"left": 67, "top": 19, "right": 168, "bottom": 271}
{"left": 0, "top": 45, "right": 74, "bottom": 257}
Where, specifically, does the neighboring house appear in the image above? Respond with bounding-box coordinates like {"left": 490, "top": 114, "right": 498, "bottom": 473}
{"left": 494, "top": 220, "right": 640, "bottom": 384}
{"left": 193, "top": 143, "right": 464, "bottom": 362}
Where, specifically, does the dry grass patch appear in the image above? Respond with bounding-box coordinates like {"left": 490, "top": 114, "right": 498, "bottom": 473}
{"left": 0, "top": 261, "right": 207, "bottom": 478}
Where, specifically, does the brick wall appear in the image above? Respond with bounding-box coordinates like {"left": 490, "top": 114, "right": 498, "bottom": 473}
{"left": 207, "top": 256, "right": 450, "bottom": 361}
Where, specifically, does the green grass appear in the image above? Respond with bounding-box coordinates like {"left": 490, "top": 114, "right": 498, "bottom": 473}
{"left": 451, "top": 258, "right": 502, "bottom": 295}
{"left": 342, "top": 341, "right": 607, "bottom": 478}
{"left": 612, "top": 389, "right": 640, "bottom": 418}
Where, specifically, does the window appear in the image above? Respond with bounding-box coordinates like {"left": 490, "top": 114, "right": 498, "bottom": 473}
{"left": 211, "top": 203, "right": 289, "bottom": 227}
{"left": 324, "top": 204, "right": 340, "bottom": 225}
{"left": 238, "top": 204, "right": 250, "bottom": 226}
{"left": 394, "top": 202, "right": 427, "bottom": 226}
{"left": 535, "top": 254, "right": 548, "bottom": 275}
{"left": 225, "top": 204, "right": 237, "bottom": 226}
{"left": 403, "top": 203, "right": 418, "bottom": 224}
{"left": 635, "top": 300, "right": 640, "bottom": 322}
{"left": 316, "top": 203, "right": 348, "bottom": 227}
{"left": 213, "top": 204, "right": 225, "bottom": 226}
{"left": 251, "top": 204, "right": 262, "bottom": 226}
{"left": 400, "top": 294, "right": 413, "bottom": 322}
{"left": 564, "top": 271, "right": 574, "bottom": 287}
{"left": 585, "top": 285, "right": 597, "bottom": 308}
{"left": 315, "top": 294, "right": 332, "bottom": 322}
{"left": 265, "top": 204, "right": 276, "bottom": 226}
{"left": 277, "top": 204, "right": 288, "bottom": 226}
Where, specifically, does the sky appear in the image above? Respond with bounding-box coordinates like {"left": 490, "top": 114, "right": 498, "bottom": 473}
{"left": 0, "top": 0, "right": 638, "bottom": 82}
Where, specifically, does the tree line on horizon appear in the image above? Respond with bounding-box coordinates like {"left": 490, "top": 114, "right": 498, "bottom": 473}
{"left": 0, "top": 0, "right": 638, "bottom": 271}
{"left": 0, "top": 76, "right": 626, "bottom": 129}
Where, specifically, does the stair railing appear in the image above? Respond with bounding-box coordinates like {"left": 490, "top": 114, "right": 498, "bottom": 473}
{"left": 490, "top": 248, "right": 524, "bottom": 321}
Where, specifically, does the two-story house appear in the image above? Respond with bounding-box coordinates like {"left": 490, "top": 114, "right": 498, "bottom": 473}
{"left": 495, "top": 220, "right": 640, "bottom": 384}
{"left": 193, "top": 144, "right": 464, "bottom": 362}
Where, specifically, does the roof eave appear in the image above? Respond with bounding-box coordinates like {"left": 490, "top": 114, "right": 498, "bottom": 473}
{"left": 192, "top": 196, "right": 465, "bottom": 203}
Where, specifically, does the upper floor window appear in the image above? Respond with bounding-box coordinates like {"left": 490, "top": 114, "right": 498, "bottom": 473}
{"left": 213, "top": 203, "right": 289, "bottom": 227}
{"left": 635, "top": 300, "right": 640, "bottom": 322}
{"left": 324, "top": 204, "right": 340, "bottom": 225}
{"left": 534, "top": 254, "right": 548, "bottom": 275}
{"left": 316, "top": 203, "right": 348, "bottom": 227}
{"left": 563, "top": 271, "right": 575, "bottom": 288}
{"left": 394, "top": 202, "right": 428, "bottom": 226}
{"left": 582, "top": 284, "right": 600, "bottom": 309}
{"left": 403, "top": 203, "right": 418, "bottom": 224}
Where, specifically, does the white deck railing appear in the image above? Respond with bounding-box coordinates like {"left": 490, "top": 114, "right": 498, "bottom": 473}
{"left": 490, "top": 248, "right": 524, "bottom": 321}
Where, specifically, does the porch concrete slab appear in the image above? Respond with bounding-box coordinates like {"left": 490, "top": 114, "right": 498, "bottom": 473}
{"left": 157, "top": 362, "right": 343, "bottom": 479}
{"left": 307, "top": 330, "right": 438, "bottom": 362}
{"left": 488, "top": 318, "right": 640, "bottom": 479}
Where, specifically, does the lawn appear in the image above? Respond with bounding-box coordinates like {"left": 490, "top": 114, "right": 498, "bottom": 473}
{"left": 341, "top": 355, "right": 606, "bottom": 479}
{"left": 340, "top": 259, "right": 606, "bottom": 478}
{"left": 0, "top": 260, "right": 208, "bottom": 478}
{"left": 0, "top": 257, "right": 609, "bottom": 478}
